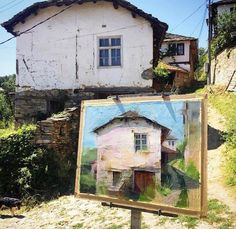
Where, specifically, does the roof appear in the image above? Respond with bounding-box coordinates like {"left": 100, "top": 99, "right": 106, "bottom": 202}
{"left": 159, "top": 62, "right": 189, "bottom": 73}
{"left": 212, "top": 0, "right": 236, "bottom": 7}
{"left": 164, "top": 33, "right": 197, "bottom": 42}
{"left": 2, "top": 0, "right": 168, "bottom": 36}
{"left": 94, "top": 111, "right": 170, "bottom": 133}
{"left": 166, "top": 135, "right": 178, "bottom": 140}
{"left": 161, "top": 146, "right": 177, "bottom": 154}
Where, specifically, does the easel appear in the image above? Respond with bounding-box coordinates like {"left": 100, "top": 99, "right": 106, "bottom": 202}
{"left": 101, "top": 202, "right": 177, "bottom": 229}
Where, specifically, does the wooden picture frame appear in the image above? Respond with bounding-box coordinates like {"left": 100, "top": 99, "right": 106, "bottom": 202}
{"left": 75, "top": 94, "right": 207, "bottom": 217}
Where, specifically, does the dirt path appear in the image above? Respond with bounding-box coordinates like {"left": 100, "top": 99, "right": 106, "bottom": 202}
{"left": 207, "top": 105, "right": 236, "bottom": 213}
{"left": 0, "top": 105, "right": 235, "bottom": 228}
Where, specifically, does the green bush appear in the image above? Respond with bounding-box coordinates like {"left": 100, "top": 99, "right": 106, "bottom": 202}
{"left": 185, "top": 161, "right": 200, "bottom": 181}
{"left": 211, "top": 12, "right": 236, "bottom": 56}
{"left": 80, "top": 174, "right": 96, "bottom": 194}
{"left": 0, "top": 93, "right": 13, "bottom": 128}
{"left": 0, "top": 125, "right": 61, "bottom": 199}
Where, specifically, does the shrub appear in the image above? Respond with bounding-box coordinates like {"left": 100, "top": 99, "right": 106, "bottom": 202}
{"left": 211, "top": 12, "right": 236, "bottom": 56}
{"left": 0, "top": 125, "right": 61, "bottom": 199}
{"left": 80, "top": 174, "right": 96, "bottom": 194}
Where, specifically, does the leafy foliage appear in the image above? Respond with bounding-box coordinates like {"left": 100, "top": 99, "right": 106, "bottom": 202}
{"left": 0, "top": 75, "right": 15, "bottom": 127}
{"left": 195, "top": 48, "right": 208, "bottom": 81}
{"left": 153, "top": 62, "right": 170, "bottom": 78}
{"left": 0, "top": 125, "right": 68, "bottom": 200}
{"left": 80, "top": 174, "right": 96, "bottom": 194}
{"left": 211, "top": 12, "right": 236, "bottom": 56}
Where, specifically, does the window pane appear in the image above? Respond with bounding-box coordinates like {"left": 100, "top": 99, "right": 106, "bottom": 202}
{"left": 99, "top": 49, "right": 109, "bottom": 66}
{"left": 135, "top": 146, "right": 141, "bottom": 151}
{"left": 168, "top": 43, "right": 177, "bottom": 55}
{"left": 111, "top": 48, "right": 121, "bottom": 66}
{"left": 135, "top": 140, "right": 140, "bottom": 145}
{"left": 135, "top": 134, "right": 140, "bottom": 139}
{"left": 177, "top": 43, "right": 184, "bottom": 55}
{"left": 111, "top": 38, "right": 121, "bottom": 46}
{"left": 99, "top": 39, "right": 109, "bottom": 47}
{"left": 142, "top": 139, "right": 147, "bottom": 145}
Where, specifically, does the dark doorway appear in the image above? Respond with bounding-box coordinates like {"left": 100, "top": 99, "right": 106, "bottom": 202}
{"left": 134, "top": 171, "right": 155, "bottom": 194}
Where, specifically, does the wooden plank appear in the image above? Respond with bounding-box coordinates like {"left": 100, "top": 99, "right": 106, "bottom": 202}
{"left": 75, "top": 193, "right": 202, "bottom": 217}
{"left": 131, "top": 210, "right": 141, "bottom": 229}
{"left": 200, "top": 95, "right": 208, "bottom": 217}
{"left": 74, "top": 101, "right": 86, "bottom": 195}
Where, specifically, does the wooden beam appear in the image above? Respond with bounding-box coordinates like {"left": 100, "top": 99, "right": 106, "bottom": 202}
{"left": 131, "top": 12, "right": 136, "bottom": 18}
{"left": 113, "top": 1, "right": 119, "bottom": 9}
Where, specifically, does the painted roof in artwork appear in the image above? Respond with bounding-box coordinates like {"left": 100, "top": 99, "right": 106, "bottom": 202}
{"left": 2, "top": 0, "right": 168, "bottom": 36}
{"left": 164, "top": 33, "right": 197, "bottom": 42}
{"left": 93, "top": 111, "right": 170, "bottom": 133}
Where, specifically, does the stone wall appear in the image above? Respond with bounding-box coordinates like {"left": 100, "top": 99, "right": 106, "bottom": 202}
{"left": 211, "top": 47, "right": 236, "bottom": 85}
{"left": 35, "top": 107, "right": 80, "bottom": 153}
{"left": 14, "top": 89, "right": 95, "bottom": 125}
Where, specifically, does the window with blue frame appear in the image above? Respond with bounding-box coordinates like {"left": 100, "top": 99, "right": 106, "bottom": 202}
{"left": 99, "top": 37, "right": 121, "bottom": 67}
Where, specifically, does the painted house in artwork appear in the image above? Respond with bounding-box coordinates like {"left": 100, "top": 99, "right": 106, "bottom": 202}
{"left": 93, "top": 111, "right": 170, "bottom": 196}
{"left": 154, "top": 33, "right": 198, "bottom": 90}
{"left": 1, "top": 0, "right": 168, "bottom": 125}
{"left": 161, "top": 135, "right": 178, "bottom": 164}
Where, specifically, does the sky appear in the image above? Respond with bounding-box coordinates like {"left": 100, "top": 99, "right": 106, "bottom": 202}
{"left": 0, "top": 0, "right": 210, "bottom": 76}
{"left": 82, "top": 101, "right": 185, "bottom": 148}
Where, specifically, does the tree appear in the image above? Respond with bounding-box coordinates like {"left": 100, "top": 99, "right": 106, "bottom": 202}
{"left": 195, "top": 48, "right": 207, "bottom": 81}
{"left": 211, "top": 12, "right": 236, "bottom": 56}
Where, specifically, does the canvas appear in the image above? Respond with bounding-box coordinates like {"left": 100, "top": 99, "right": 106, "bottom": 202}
{"left": 75, "top": 95, "right": 207, "bottom": 217}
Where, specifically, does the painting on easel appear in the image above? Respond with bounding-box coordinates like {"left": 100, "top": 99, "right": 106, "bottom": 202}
{"left": 75, "top": 95, "right": 207, "bottom": 217}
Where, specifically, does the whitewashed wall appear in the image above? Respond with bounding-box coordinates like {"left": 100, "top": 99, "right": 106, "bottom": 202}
{"left": 161, "top": 41, "right": 190, "bottom": 71}
{"left": 14, "top": 2, "right": 153, "bottom": 91}
{"left": 217, "top": 4, "right": 236, "bottom": 15}
{"left": 96, "top": 119, "right": 162, "bottom": 172}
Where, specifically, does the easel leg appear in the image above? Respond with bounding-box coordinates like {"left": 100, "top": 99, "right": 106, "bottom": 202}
{"left": 131, "top": 209, "right": 141, "bottom": 229}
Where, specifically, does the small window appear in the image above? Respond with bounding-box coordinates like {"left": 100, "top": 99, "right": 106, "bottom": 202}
{"left": 168, "top": 43, "right": 184, "bottom": 56}
{"left": 172, "top": 141, "right": 175, "bottom": 147}
{"left": 99, "top": 37, "right": 121, "bottom": 67}
{"left": 177, "top": 43, "right": 184, "bottom": 55}
{"left": 113, "top": 172, "right": 121, "bottom": 186}
{"left": 134, "top": 134, "right": 147, "bottom": 152}
{"left": 168, "top": 43, "right": 177, "bottom": 56}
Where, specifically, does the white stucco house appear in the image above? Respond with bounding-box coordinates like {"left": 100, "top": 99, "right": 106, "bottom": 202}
{"left": 211, "top": 0, "right": 236, "bottom": 37}
{"left": 93, "top": 111, "right": 170, "bottom": 196}
{"left": 157, "top": 33, "right": 198, "bottom": 89}
{"left": 1, "top": 0, "right": 168, "bottom": 124}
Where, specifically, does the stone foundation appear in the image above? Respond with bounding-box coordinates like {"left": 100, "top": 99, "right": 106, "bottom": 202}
{"left": 14, "top": 89, "right": 95, "bottom": 125}
{"left": 212, "top": 47, "right": 236, "bottom": 85}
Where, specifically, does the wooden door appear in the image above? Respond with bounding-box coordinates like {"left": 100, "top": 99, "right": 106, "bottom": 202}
{"left": 134, "top": 171, "right": 155, "bottom": 194}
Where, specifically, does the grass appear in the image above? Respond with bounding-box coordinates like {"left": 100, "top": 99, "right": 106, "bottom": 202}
{"left": 156, "top": 184, "right": 172, "bottom": 196}
{"left": 73, "top": 223, "right": 84, "bottom": 229}
{"left": 0, "top": 123, "right": 36, "bottom": 138}
{"left": 200, "top": 86, "right": 236, "bottom": 192}
{"left": 166, "top": 199, "right": 235, "bottom": 229}
{"left": 204, "top": 199, "right": 235, "bottom": 229}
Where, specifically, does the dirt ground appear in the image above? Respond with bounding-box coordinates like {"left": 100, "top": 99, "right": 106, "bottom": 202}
{"left": 0, "top": 105, "right": 235, "bottom": 229}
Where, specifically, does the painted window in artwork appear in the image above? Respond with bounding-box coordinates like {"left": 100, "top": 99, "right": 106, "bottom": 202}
{"left": 135, "top": 134, "right": 147, "bottom": 151}
{"left": 99, "top": 37, "right": 121, "bottom": 67}
{"left": 113, "top": 172, "right": 121, "bottom": 186}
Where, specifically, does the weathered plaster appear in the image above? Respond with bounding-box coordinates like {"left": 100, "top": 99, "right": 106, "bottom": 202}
{"left": 14, "top": 2, "right": 153, "bottom": 91}
{"left": 161, "top": 41, "right": 191, "bottom": 71}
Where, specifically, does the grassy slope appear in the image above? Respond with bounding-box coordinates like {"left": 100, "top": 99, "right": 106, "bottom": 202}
{"left": 197, "top": 86, "right": 236, "bottom": 194}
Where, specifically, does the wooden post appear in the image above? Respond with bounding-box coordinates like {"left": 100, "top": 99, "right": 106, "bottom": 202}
{"left": 131, "top": 210, "right": 141, "bottom": 229}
